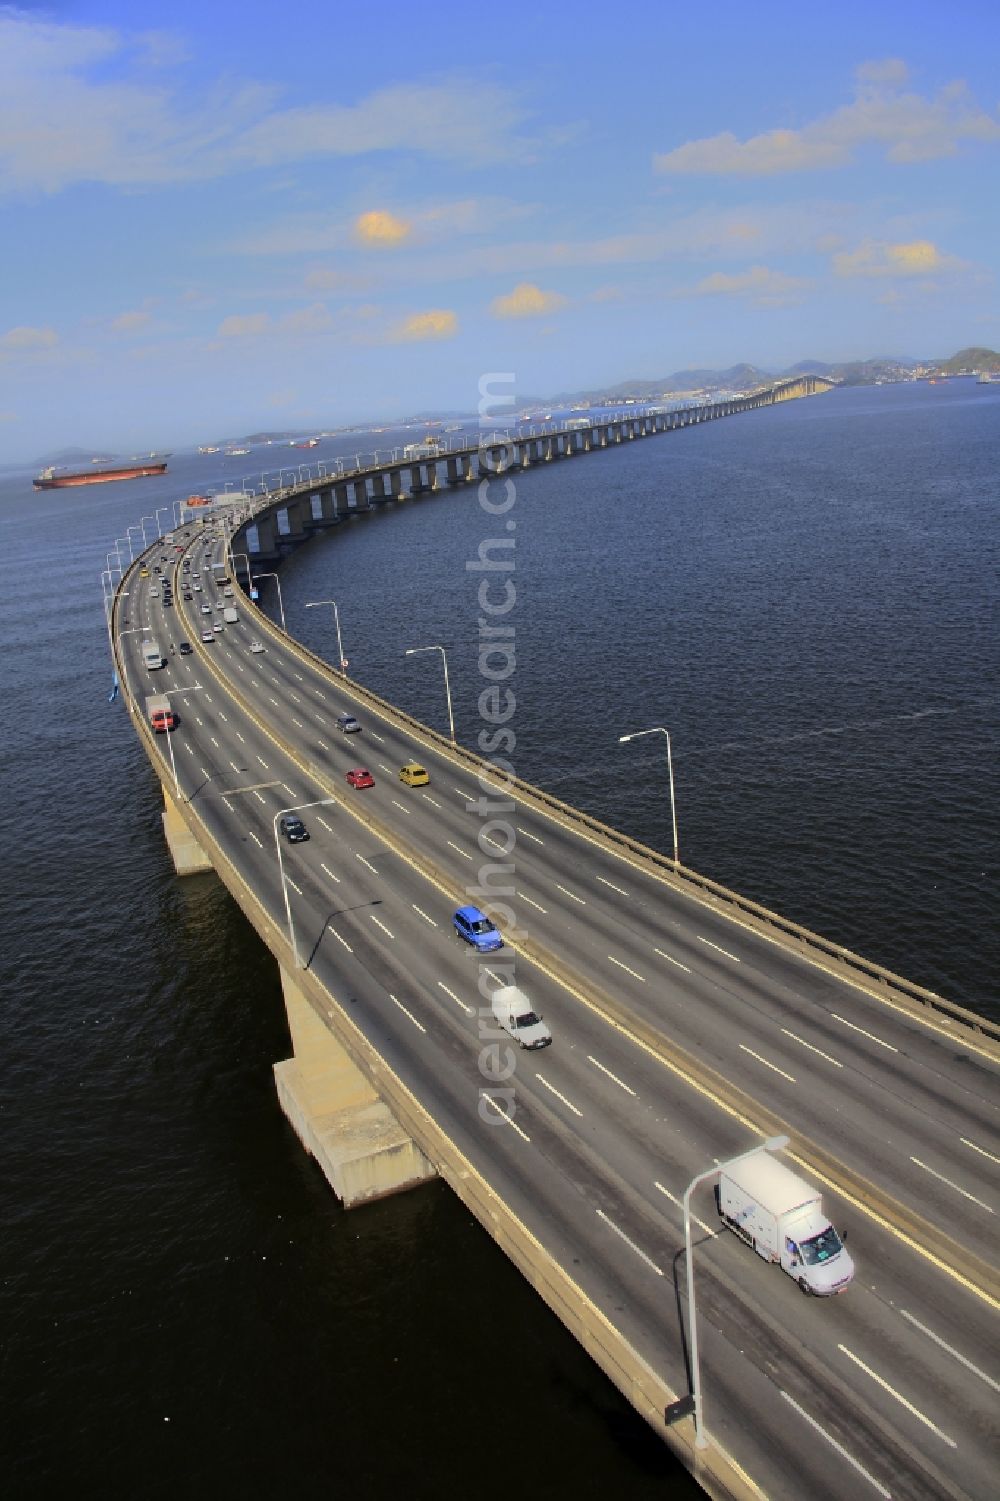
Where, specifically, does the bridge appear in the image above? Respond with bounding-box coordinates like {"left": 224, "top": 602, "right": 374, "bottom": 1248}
{"left": 109, "top": 386, "right": 998, "bottom": 1501}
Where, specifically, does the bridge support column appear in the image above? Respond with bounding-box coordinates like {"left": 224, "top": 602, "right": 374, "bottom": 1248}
{"left": 161, "top": 785, "right": 212, "bottom": 876}
{"left": 273, "top": 968, "right": 437, "bottom": 1207}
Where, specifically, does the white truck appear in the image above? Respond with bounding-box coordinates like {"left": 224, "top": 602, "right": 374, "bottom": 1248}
{"left": 223, "top": 606, "right": 239, "bottom": 624}
{"left": 141, "top": 639, "right": 163, "bottom": 670}
{"left": 491, "top": 985, "right": 551, "bottom": 1050}
{"left": 718, "top": 1154, "right": 854, "bottom": 1296}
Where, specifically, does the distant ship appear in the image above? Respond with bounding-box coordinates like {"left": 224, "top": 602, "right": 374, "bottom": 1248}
{"left": 290, "top": 438, "right": 320, "bottom": 448}
{"left": 33, "top": 459, "right": 168, "bottom": 490}
{"left": 198, "top": 445, "right": 221, "bottom": 454}
{"left": 225, "top": 447, "right": 250, "bottom": 456}
{"left": 977, "top": 372, "right": 1000, "bottom": 384}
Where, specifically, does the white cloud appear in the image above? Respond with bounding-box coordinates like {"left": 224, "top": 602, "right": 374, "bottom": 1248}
{"left": 0, "top": 14, "right": 547, "bottom": 195}
{"left": 687, "top": 265, "right": 811, "bottom": 306}
{"left": 832, "top": 239, "right": 966, "bottom": 278}
{"left": 1, "top": 324, "right": 58, "bottom": 349}
{"left": 491, "top": 282, "right": 568, "bottom": 318}
{"left": 654, "top": 62, "right": 1000, "bottom": 176}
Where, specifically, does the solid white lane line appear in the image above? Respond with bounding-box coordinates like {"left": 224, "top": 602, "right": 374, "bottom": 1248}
{"left": 517, "top": 826, "right": 544, "bottom": 845}
{"left": 608, "top": 955, "right": 646, "bottom": 982}
{"left": 739, "top": 1044, "right": 796, "bottom": 1083}
{"left": 518, "top": 892, "right": 548, "bottom": 913}
{"left": 596, "top": 875, "right": 629, "bottom": 897}
{"left": 371, "top": 916, "right": 394, "bottom": 939}
{"left": 837, "top": 1345, "right": 957, "bottom": 1447}
{"left": 781, "top": 1029, "right": 844, "bottom": 1068}
{"left": 286, "top": 876, "right": 303, "bottom": 896}
{"left": 355, "top": 854, "right": 377, "bottom": 874}
{"left": 422, "top": 793, "right": 443, "bottom": 809}
{"left": 534, "top": 1073, "right": 582, "bottom": 1117}
{"left": 447, "top": 840, "right": 474, "bottom": 862}
{"left": 899, "top": 1309, "right": 1000, "bottom": 1392}
{"left": 320, "top": 863, "right": 340, "bottom": 883}
{"left": 437, "top": 982, "right": 474, "bottom": 1016}
{"left": 961, "top": 1137, "right": 1000, "bottom": 1165}
{"left": 587, "top": 1055, "right": 637, "bottom": 1097}
{"left": 411, "top": 905, "right": 437, "bottom": 927}
{"left": 831, "top": 1013, "right": 898, "bottom": 1052}
{"left": 389, "top": 993, "right": 426, "bottom": 1033}
{"left": 248, "top": 831, "right": 263, "bottom": 847}
{"left": 317, "top": 817, "right": 334, "bottom": 833}
{"left": 697, "top": 936, "right": 740, "bottom": 961}
{"left": 779, "top": 1392, "right": 890, "bottom": 1499}
{"left": 330, "top": 928, "right": 353, "bottom": 953}
{"left": 654, "top": 947, "right": 691, "bottom": 973}
{"left": 480, "top": 1093, "right": 530, "bottom": 1142}
{"left": 653, "top": 1181, "right": 717, "bottom": 1237}
{"left": 595, "top": 1210, "right": 663, "bottom": 1275}
{"left": 391, "top": 799, "right": 411, "bottom": 816}
{"left": 555, "top": 883, "right": 586, "bottom": 905}
{"left": 910, "top": 1157, "right": 994, "bottom": 1212}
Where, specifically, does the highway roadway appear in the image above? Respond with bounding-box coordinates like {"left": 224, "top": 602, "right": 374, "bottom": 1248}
{"left": 113, "top": 522, "right": 1000, "bottom": 1501}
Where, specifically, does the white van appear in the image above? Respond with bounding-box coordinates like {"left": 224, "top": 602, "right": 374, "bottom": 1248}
{"left": 491, "top": 986, "right": 551, "bottom": 1049}
{"left": 141, "top": 639, "right": 163, "bottom": 670}
{"left": 223, "top": 607, "right": 239, "bottom": 624}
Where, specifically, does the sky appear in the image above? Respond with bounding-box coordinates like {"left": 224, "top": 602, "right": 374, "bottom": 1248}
{"left": 1, "top": 0, "right": 998, "bottom": 460}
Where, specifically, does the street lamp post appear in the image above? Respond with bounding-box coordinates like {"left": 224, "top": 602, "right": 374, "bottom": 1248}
{"left": 255, "top": 572, "right": 285, "bottom": 631}
{"left": 404, "top": 644, "right": 455, "bottom": 744}
{"left": 618, "top": 725, "right": 679, "bottom": 870}
{"left": 140, "top": 515, "right": 156, "bottom": 547}
{"left": 155, "top": 506, "right": 171, "bottom": 536}
{"left": 229, "top": 550, "right": 255, "bottom": 590}
{"left": 127, "top": 524, "right": 144, "bottom": 561}
{"left": 273, "top": 798, "right": 337, "bottom": 968}
{"left": 683, "top": 1135, "right": 790, "bottom": 1449}
{"left": 305, "top": 599, "right": 347, "bottom": 673}
{"left": 117, "top": 534, "right": 134, "bottom": 563}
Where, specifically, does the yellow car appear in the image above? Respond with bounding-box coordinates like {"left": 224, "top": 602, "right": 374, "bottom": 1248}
{"left": 140, "top": 567, "right": 149, "bottom": 577}
{"left": 399, "top": 762, "right": 430, "bottom": 788}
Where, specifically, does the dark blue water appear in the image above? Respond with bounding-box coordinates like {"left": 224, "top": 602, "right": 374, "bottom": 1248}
{"left": 2, "top": 382, "right": 997, "bottom": 1498}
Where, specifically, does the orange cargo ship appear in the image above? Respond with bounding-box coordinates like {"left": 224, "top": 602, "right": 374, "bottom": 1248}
{"left": 33, "top": 460, "right": 168, "bottom": 490}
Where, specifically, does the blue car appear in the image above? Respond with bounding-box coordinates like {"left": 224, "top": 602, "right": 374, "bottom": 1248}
{"left": 453, "top": 905, "right": 504, "bottom": 952}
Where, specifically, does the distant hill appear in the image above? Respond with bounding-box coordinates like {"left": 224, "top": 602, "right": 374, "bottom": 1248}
{"left": 935, "top": 346, "right": 1000, "bottom": 373}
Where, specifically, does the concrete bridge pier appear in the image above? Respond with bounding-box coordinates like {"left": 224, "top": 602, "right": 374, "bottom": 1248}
{"left": 273, "top": 967, "right": 437, "bottom": 1207}
{"left": 283, "top": 497, "right": 310, "bottom": 539}
{"left": 252, "top": 512, "right": 281, "bottom": 559}
{"left": 161, "top": 785, "right": 212, "bottom": 875}
{"left": 370, "top": 472, "right": 390, "bottom": 504}
{"left": 311, "top": 489, "right": 338, "bottom": 526}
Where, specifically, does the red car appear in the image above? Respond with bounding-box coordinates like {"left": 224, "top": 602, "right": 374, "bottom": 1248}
{"left": 346, "top": 768, "right": 375, "bottom": 789}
